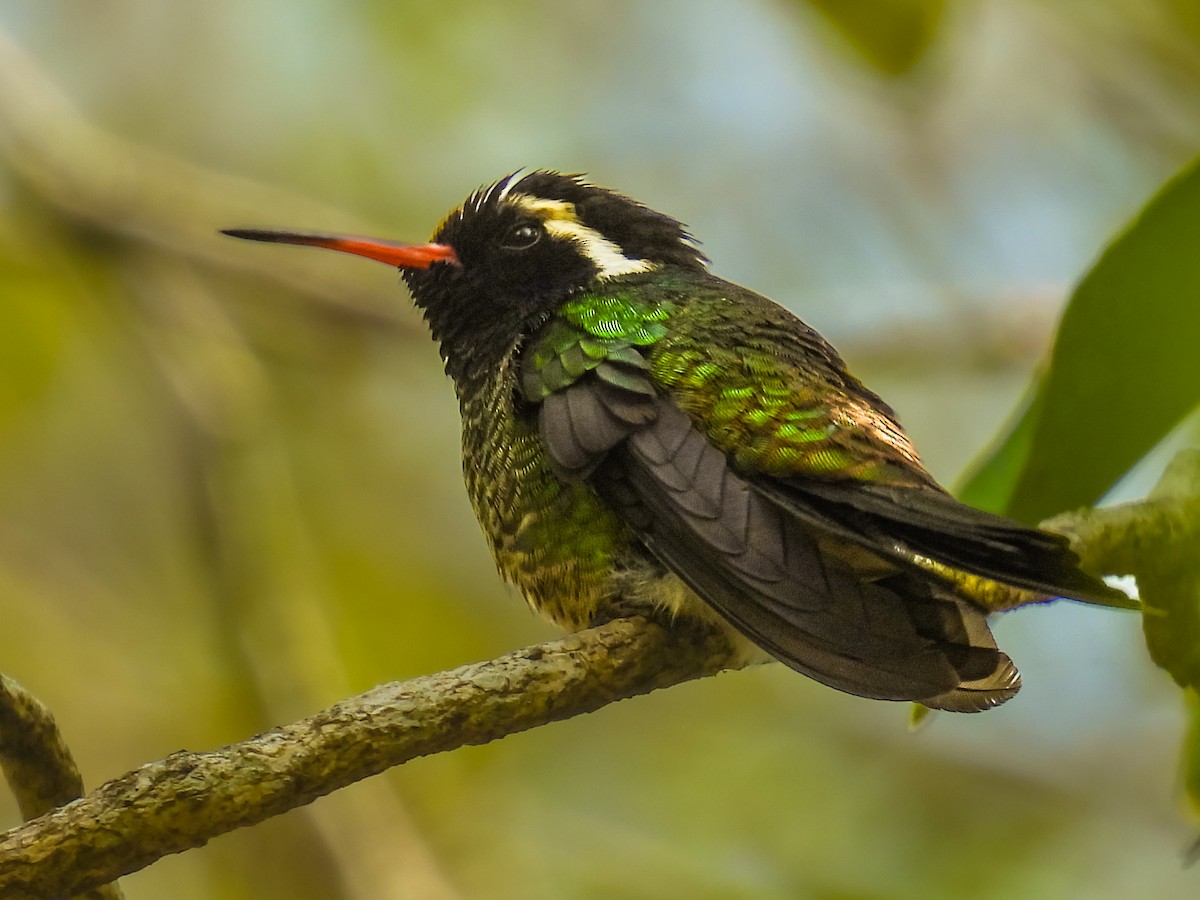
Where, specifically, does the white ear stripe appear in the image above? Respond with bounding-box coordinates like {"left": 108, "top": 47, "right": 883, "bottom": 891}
{"left": 541, "top": 217, "right": 657, "bottom": 278}
{"left": 510, "top": 195, "right": 657, "bottom": 279}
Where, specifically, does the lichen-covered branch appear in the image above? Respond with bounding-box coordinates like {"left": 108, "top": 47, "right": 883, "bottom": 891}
{"left": 0, "top": 676, "right": 124, "bottom": 900}
{"left": 1045, "top": 450, "right": 1200, "bottom": 692}
{"left": 0, "top": 617, "right": 734, "bottom": 900}
{"left": 0, "top": 675, "right": 84, "bottom": 821}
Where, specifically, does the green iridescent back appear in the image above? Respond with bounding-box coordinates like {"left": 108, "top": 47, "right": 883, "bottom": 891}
{"left": 523, "top": 271, "right": 929, "bottom": 486}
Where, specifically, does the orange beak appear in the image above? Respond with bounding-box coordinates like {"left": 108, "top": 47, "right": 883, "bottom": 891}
{"left": 221, "top": 229, "right": 460, "bottom": 269}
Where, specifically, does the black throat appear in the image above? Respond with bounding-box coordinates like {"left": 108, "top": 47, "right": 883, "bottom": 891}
{"left": 403, "top": 269, "right": 553, "bottom": 403}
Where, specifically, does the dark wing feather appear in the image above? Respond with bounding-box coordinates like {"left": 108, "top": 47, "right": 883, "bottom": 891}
{"left": 756, "top": 478, "right": 1131, "bottom": 607}
{"left": 539, "top": 380, "right": 644, "bottom": 479}
{"left": 613, "top": 401, "right": 1017, "bottom": 709}
{"left": 636, "top": 279, "right": 1128, "bottom": 609}
{"left": 535, "top": 370, "right": 1019, "bottom": 710}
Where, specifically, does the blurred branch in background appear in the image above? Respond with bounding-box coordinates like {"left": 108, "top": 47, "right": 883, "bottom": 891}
{"left": 0, "top": 26, "right": 410, "bottom": 332}
{"left": 0, "top": 676, "right": 83, "bottom": 824}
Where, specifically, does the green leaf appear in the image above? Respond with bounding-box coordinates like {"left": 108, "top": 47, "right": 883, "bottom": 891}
{"left": 956, "top": 385, "right": 1043, "bottom": 514}
{"left": 800, "top": 0, "right": 946, "bottom": 77}
{"left": 957, "top": 156, "right": 1200, "bottom": 522}
{"left": 1145, "top": 571, "right": 1200, "bottom": 695}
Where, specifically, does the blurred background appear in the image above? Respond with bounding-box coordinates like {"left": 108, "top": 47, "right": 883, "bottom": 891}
{"left": 1, "top": 1, "right": 1199, "bottom": 897}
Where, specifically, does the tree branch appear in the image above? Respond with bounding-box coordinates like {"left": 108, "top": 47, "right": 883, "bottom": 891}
{"left": 0, "top": 676, "right": 124, "bottom": 900}
{"left": 0, "top": 617, "right": 734, "bottom": 899}
{"left": 1044, "top": 450, "right": 1200, "bottom": 690}
{"left": 0, "top": 676, "right": 84, "bottom": 821}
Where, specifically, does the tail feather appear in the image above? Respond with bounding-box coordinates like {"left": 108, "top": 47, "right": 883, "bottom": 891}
{"left": 919, "top": 654, "right": 1022, "bottom": 712}
{"left": 761, "top": 479, "right": 1130, "bottom": 608}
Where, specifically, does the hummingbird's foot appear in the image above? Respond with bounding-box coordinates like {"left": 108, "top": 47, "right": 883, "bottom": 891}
{"left": 587, "top": 598, "right": 656, "bottom": 628}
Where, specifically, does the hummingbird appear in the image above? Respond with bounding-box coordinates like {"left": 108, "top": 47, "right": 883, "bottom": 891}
{"left": 224, "top": 170, "right": 1126, "bottom": 712}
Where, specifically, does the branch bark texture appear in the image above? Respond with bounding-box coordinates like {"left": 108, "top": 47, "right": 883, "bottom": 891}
{"left": 0, "top": 677, "right": 124, "bottom": 900}
{"left": 0, "top": 675, "right": 84, "bottom": 822}
{"left": 0, "top": 618, "right": 733, "bottom": 899}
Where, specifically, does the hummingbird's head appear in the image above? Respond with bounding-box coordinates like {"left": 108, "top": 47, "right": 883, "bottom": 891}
{"left": 412, "top": 169, "right": 707, "bottom": 296}
{"left": 223, "top": 170, "right": 706, "bottom": 378}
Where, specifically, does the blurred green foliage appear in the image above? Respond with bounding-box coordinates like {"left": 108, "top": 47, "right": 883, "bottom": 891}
{"left": 2, "top": 2, "right": 1200, "bottom": 898}
{"left": 0, "top": 250, "right": 68, "bottom": 429}
{"left": 801, "top": 0, "right": 946, "bottom": 76}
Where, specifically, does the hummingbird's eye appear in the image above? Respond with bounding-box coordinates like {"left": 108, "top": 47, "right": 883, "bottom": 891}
{"left": 501, "top": 222, "right": 541, "bottom": 251}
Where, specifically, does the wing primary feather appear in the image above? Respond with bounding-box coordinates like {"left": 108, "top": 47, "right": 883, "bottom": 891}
{"left": 759, "top": 479, "right": 1127, "bottom": 606}
{"left": 596, "top": 396, "right": 1019, "bottom": 708}
{"left": 539, "top": 392, "right": 593, "bottom": 475}
{"left": 565, "top": 380, "right": 629, "bottom": 454}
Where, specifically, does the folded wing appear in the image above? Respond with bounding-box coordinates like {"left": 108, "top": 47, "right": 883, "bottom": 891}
{"left": 533, "top": 352, "right": 1025, "bottom": 710}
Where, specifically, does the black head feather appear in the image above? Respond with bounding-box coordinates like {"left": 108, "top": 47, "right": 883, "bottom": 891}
{"left": 495, "top": 170, "right": 708, "bottom": 270}
{"left": 403, "top": 170, "right": 706, "bottom": 386}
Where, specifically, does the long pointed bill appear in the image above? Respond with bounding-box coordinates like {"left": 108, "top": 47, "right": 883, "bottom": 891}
{"left": 221, "top": 229, "right": 460, "bottom": 269}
